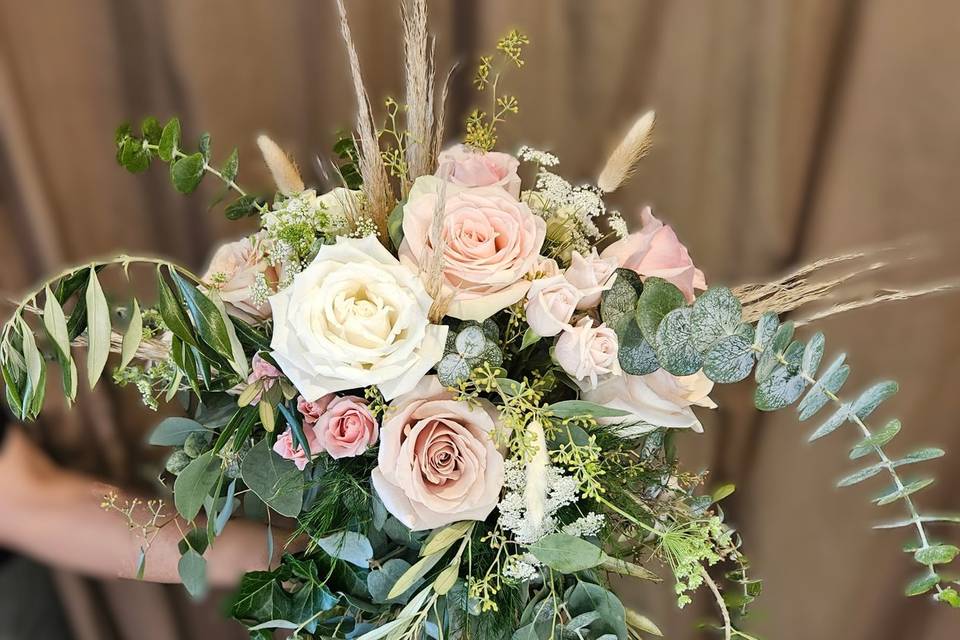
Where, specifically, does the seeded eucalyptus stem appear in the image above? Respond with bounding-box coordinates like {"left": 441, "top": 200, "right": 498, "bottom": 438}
{"left": 143, "top": 142, "right": 268, "bottom": 214}
{"left": 773, "top": 351, "right": 943, "bottom": 593}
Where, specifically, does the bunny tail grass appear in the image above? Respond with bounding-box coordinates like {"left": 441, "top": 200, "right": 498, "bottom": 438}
{"left": 255, "top": 135, "right": 304, "bottom": 196}
{"left": 597, "top": 110, "right": 655, "bottom": 193}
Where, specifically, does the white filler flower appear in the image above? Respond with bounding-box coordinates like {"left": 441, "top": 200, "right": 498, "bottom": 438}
{"left": 269, "top": 236, "right": 448, "bottom": 400}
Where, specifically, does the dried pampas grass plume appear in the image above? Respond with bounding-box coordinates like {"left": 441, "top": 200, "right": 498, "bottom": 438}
{"left": 401, "top": 0, "right": 434, "bottom": 184}
{"left": 597, "top": 110, "right": 656, "bottom": 193}
{"left": 335, "top": 0, "right": 393, "bottom": 241}
{"left": 256, "top": 135, "right": 304, "bottom": 196}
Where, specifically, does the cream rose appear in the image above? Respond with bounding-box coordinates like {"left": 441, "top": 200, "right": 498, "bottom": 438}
{"left": 564, "top": 249, "right": 618, "bottom": 309}
{"left": 269, "top": 236, "right": 447, "bottom": 401}
{"left": 555, "top": 318, "right": 621, "bottom": 389}
{"left": 372, "top": 376, "right": 505, "bottom": 531}
{"left": 583, "top": 369, "right": 717, "bottom": 435}
{"left": 601, "top": 207, "right": 706, "bottom": 302}
{"left": 525, "top": 275, "right": 581, "bottom": 337}
{"left": 202, "top": 232, "right": 277, "bottom": 323}
{"left": 400, "top": 177, "right": 546, "bottom": 321}
{"left": 436, "top": 144, "right": 522, "bottom": 197}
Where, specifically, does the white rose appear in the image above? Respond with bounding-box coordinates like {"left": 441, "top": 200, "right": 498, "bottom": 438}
{"left": 524, "top": 275, "right": 581, "bottom": 337}
{"left": 583, "top": 369, "right": 717, "bottom": 435}
{"left": 269, "top": 236, "right": 447, "bottom": 401}
{"left": 554, "top": 317, "right": 621, "bottom": 389}
{"left": 564, "top": 249, "right": 618, "bottom": 309}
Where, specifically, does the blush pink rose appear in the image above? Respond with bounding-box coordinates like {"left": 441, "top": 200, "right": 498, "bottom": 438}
{"left": 273, "top": 425, "right": 322, "bottom": 471}
{"left": 372, "top": 376, "right": 505, "bottom": 531}
{"left": 297, "top": 393, "right": 334, "bottom": 427}
{"left": 583, "top": 369, "right": 717, "bottom": 435}
{"left": 313, "top": 396, "right": 379, "bottom": 459}
{"left": 400, "top": 177, "right": 546, "bottom": 321}
{"left": 563, "top": 249, "right": 618, "bottom": 310}
{"left": 601, "top": 207, "right": 706, "bottom": 302}
{"left": 436, "top": 144, "right": 522, "bottom": 197}
{"left": 525, "top": 275, "right": 581, "bottom": 337}
{"left": 555, "top": 318, "right": 621, "bottom": 389}
{"left": 202, "top": 232, "right": 278, "bottom": 323}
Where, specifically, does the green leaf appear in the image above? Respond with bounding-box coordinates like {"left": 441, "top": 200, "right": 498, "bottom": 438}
{"left": 703, "top": 326, "right": 755, "bottom": 383}
{"left": 421, "top": 521, "right": 474, "bottom": 557}
{"left": 712, "top": 483, "right": 736, "bottom": 502}
{"left": 894, "top": 447, "right": 945, "bottom": 467}
{"left": 178, "top": 549, "right": 208, "bottom": 598}
{"left": 120, "top": 137, "right": 150, "bottom": 173}
{"left": 315, "top": 531, "right": 373, "bottom": 568}
{"left": 141, "top": 116, "right": 163, "bottom": 145}
{"left": 528, "top": 534, "right": 605, "bottom": 573}
{"left": 635, "top": 277, "right": 685, "bottom": 343}
{"left": 174, "top": 451, "right": 221, "bottom": 521}
{"left": 565, "top": 582, "right": 629, "bottom": 640}
{"left": 873, "top": 514, "right": 960, "bottom": 530}
{"left": 546, "top": 400, "right": 630, "bottom": 419}
{"left": 433, "top": 561, "right": 460, "bottom": 595}
{"left": 755, "top": 321, "right": 793, "bottom": 382}
{"left": 170, "top": 152, "right": 205, "bottom": 194}
{"left": 905, "top": 573, "right": 940, "bottom": 596}
{"left": 84, "top": 268, "right": 111, "bottom": 389}
{"left": 221, "top": 148, "right": 239, "bottom": 183}
{"left": 18, "top": 319, "right": 43, "bottom": 419}
{"left": 754, "top": 362, "right": 807, "bottom": 411}
{"left": 367, "top": 559, "right": 421, "bottom": 604}
{"left": 654, "top": 307, "right": 703, "bottom": 376}
{"left": 387, "top": 554, "right": 443, "bottom": 600}
{"left": 228, "top": 571, "right": 290, "bottom": 622}
{"left": 207, "top": 290, "right": 249, "bottom": 378}
{"left": 752, "top": 312, "right": 779, "bottom": 353}
{"left": 520, "top": 328, "right": 541, "bottom": 351}
{"left": 875, "top": 478, "right": 935, "bottom": 506}
{"left": 617, "top": 320, "right": 659, "bottom": 375}
{"left": 798, "top": 354, "right": 849, "bottom": 421}
{"left": 852, "top": 381, "right": 898, "bottom": 420}
{"left": 808, "top": 403, "right": 852, "bottom": 441}
{"left": 437, "top": 353, "right": 471, "bottom": 388}
{"left": 937, "top": 587, "right": 960, "bottom": 607}
{"left": 837, "top": 463, "right": 885, "bottom": 487}
{"left": 157, "top": 269, "right": 198, "bottom": 348}
{"left": 387, "top": 201, "right": 405, "bottom": 250}
{"left": 850, "top": 420, "right": 900, "bottom": 460}
{"left": 148, "top": 417, "right": 209, "bottom": 446}
{"left": 170, "top": 270, "right": 234, "bottom": 362}
{"left": 214, "top": 478, "right": 237, "bottom": 536}
{"left": 158, "top": 118, "right": 181, "bottom": 161}
{"left": 225, "top": 194, "right": 262, "bottom": 220}
{"left": 801, "top": 331, "right": 825, "bottom": 378}
{"left": 689, "top": 286, "right": 742, "bottom": 351}
{"left": 600, "top": 269, "right": 643, "bottom": 336}
{"left": 119, "top": 299, "right": 143, "bottom": 370}
{"left": 915, "top": 544, "right": 959, "bottom": 565}
{"left": 42, "top": 286, "right": 77, "bottom": 401}
{"left": 241, "top": 439, "right": 304, "bottom": 517}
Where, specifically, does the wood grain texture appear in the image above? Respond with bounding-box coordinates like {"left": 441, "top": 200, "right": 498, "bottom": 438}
{"left": 1, "top": 1, "right": 958, "bottom": 638}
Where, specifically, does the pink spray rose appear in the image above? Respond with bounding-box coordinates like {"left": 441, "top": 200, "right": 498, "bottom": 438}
{"left": 400, "top": 177, "right": 546, "bottom": 321}
{"left": 601, "top": 207, "right": 706, "bottom": 302}
{"left": 297, "top": 393, "right": 334, "bottom": 427}
{"left": 525, "top": 275, "right": 581, "bottom": 337}
{"left": 273, "top": 425, "right": 322, "bottom": 471}
{"left": 436, "top": 144, "right": 522, "bottom": 197}
{"left": 372, "top": 376, "right": 505, "bottom": 531}
{"left": 314, "top": 396, "right": 379, "bottom": 459}
{"left": 554, "top": 317, "right": 621, "bottom": 389}
{"left": 202, "top": 232, "right": 278, "bottom": 323}
{"left": 563, "top": 249, "right": 618, "bottom": 309}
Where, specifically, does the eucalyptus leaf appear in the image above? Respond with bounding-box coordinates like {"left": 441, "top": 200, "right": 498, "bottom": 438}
{"left": 241, "top": 439, "right": 304, "bottom": 517}
{"left": 617, "top": 321, "right": 660, "bottom": 375}
{"left": 171, "top": 152, "right": 205, "bottom": 194}
{"left": 158, "top": 117, "right": 181, "bottom": 161}
{"left": 600, "top": 269, "right": 642, "bottom": 335}
{"left": 387, "top": 201, "right": 405, "bottom": 250}
{"left": 852, "top": 381, "right": 898, "bottom": 420}
{"left": 689, "top": 286, "right": 742, "bottom": 351}
{"left": 755, "top": 321, "right": 793, "bottom": 383}
{"left": 752, "top": 312, "right": 779, "bottom": 353}
{"left": 801, "top": 331, "right": 825, "bottom": 378}
{"left": 528, "top": 534, "right": 604, "bottom": 573}
{"left": 914, "top": 544, "right": 959, "bottom": 565}
{"left": 178, "top": 549, "right": 208, "bottom": 598}
{"left": 148, "top": 417, "right": 209, "bottom": 446}
{"left": 754, "top": 363, "right": 807, "bottom": 411}
{"left": 316, "top": 531, "right": 373, "bottom": 568}
{"left": 808, "top": 404, "right": 853, "bottom": 442}
{"left": 905, "top": 573, "right": 940, "bottom": 596}
{"left": 850, "top": 419, "right": 901, "bottom": 459}
{"left": 875, "top": 478, "right": 935, "bottom": 506}
{"left": 654, "top": 307, "right": 703, "bottom": 376}
{"left": 84, "top": 268, "right": 112, "bottom": 388}
{"left": 798, "top": 354, "right": 849, "bottom": 421}
{"left": 635, "top": 277, "right": 685, "bottom": 343}
{"left": 703, "top": 328, "right": 755, "bottom": 383}
{"left": 173, "top": 451, "right": 221, "bottom": 521}
{"left": 546, "top": 400, "right": 630, "bottom": 419}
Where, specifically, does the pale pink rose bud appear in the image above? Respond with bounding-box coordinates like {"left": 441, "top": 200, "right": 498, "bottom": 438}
{"left": 554, "top": 317, "right": 621, "bottom": 389}
{"left": 524, "top": 275, "right": 582, "bottom": 337}
{"left": 600, "top": 207, "right": 706, "bottom": 302}
{"left": 313, "top": 396, "right": 379, "bottom": 459}
{"left": 245, "top": 354, "right": 282, "bottom": 406}
{"left": 273, "top": 426, "right": 321, "bottom": 471}
{"left": 297, "top": 394, "right": 334, "bottom": 428}
{"left": 563, "top": 249, "right": 618, "bottom": 309}
{"left": 529, "top": 255, "right": 561, "bottom": 279}
{"left": 436, "top": 144, "right": 522, "bottom": 197}
{"left": 202, "top": 232, "right": 278, "bottom": 323}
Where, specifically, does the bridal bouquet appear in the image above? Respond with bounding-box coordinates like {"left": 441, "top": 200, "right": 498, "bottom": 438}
{"left": 3, "top": 1, "right": 958, "bottom": 638}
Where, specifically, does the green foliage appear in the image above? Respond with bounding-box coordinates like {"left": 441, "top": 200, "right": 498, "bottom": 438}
{"left": 173, "top": 451, "right": 221, "bottom": 521}
{"left": 241, "top": 439, "right": 304, "bottom": 518}
{"left": 528, "top": 534, "right": 604, "bottom": 573}
{"left": 148, "top": 417, "right": 209, "bottom": 446}
{"left": 438, "top": 323, "right": 504, "bottom": 387}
